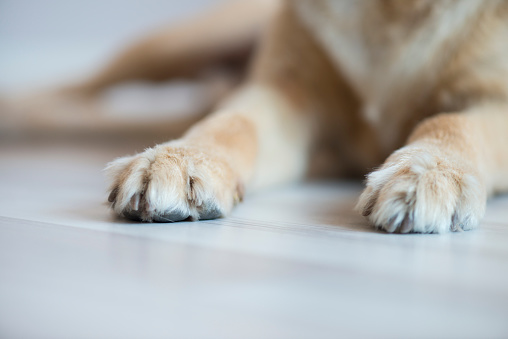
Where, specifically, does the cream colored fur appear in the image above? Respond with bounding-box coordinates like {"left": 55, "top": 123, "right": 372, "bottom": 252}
{"left": 8, "top": 0, "right": 508, "bottom": 233}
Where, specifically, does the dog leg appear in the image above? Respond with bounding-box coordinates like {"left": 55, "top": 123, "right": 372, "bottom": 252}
{"left": 357, "top": 105, "right": 508, "bottom": 233}
{"left": 105, "top": 83, "right": 312, "bottom": 221}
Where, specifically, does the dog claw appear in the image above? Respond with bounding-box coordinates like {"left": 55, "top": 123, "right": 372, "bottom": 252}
{"left": 108, "top": 187, "right": 119, "bottom": 202}
{"left": 130, "top": 194, "right": 140, "bottom": 211}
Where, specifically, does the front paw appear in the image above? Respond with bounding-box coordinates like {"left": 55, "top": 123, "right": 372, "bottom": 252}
{"left": 105, "top": 142, "right": 244, "bottom": 222}
{"left": 356, "top": 145, "right": 486, "bottom": 233}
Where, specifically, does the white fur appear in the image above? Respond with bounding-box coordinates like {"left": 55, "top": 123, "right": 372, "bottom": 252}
{"left": 105, "top": 142, "right": 232, "bottom": 222}
{"left": 356, "top": 144, "right": 486, "bottom": 233}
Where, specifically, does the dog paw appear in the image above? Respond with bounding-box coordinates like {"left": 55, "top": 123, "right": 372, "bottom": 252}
{"left": 356, "top": 145, "right": 486, "bottom": 233}
{"left": 105, "top": 142, "right": 244, "bottom": 222}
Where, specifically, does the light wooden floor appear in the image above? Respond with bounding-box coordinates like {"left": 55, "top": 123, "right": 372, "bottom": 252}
{"left": 1, "top": 139, "right": 508, "bottom": 339}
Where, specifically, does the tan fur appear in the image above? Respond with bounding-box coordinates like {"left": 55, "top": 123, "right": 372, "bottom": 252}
{"left": 8, "top": 0, "right": 508, "bottom": 232}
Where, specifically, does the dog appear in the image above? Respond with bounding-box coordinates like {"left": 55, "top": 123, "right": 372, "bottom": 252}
{"left": 23, "top": 0, "right": 508, "bottom": 233}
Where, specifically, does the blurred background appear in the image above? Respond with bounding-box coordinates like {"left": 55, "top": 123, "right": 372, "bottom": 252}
{"left": 0, "top": 0, "right": 216, "bottom": 91}
{"left": 0, "top": 0, "right": 242, "bottom": 138}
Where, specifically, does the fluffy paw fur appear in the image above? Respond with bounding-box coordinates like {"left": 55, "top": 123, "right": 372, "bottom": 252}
{"left": 357, "top": 145, "right": 486, "bottom": 233}
{"left": 106, "top": 142, "right": 244, "bottom": 222}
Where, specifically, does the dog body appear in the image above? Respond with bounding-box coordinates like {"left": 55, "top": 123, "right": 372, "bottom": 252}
{"left": 103, "top": 0, "right": 508, "bottom": 233}
{"left": 296, "top": 0, "right": 489, "bottom": 149}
